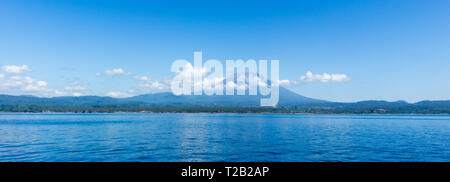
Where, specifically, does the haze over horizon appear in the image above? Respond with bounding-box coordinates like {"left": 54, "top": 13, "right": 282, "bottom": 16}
{"left": 1, "top": 0, "right": 449, "bottom": 102}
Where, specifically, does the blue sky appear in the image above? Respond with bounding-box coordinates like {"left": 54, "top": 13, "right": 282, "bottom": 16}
{"left": 0, "top": 0, "right": 449, "bottom": 102}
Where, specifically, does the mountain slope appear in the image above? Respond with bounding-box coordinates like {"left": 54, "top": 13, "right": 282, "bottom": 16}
{"left": 0, "top": 94, "right": 123, "bottom": 105}
{"left": 0, "top": 93, "right": 449, "bottom": 114}
{"left": 124, "top": 87, "right": 327, "bottom": 106}
{"left": 0, "top": 86, "right": 326, "bottom": 107}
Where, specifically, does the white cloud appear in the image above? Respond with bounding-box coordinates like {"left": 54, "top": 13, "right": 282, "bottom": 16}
{"left": 97, "top": 68, "right": 131, "bottom": 76}
{"left": 37, "top": 81, "right": 48, "bottom": 87}
{"left": 0, "top": 65, "right": 93, "bottom": 97}
{"left": 64, "top": 82, "right": 87, "bottom": 91}
{"left": 63, "top": 81, "right": 90, "bottom": 96}
{"left": 105, "top": 91, "right": 132, "bottom": 98}
{"left": 133, "top": 74, "right": 171, "bottom": 94}
{"left": 134, "top": 76, "right": 149, "bottom": 81}
{"left": 276, "top": 80, "right": 291, "bottom": 86}
{"left": 225, "top": 81, "right": 247, "bottom": 91}
{"left": 169, "top": 62, "right": 295, "bottom": 93}
{"left": 138, "top": 81, "right": 167, "bottom": 91}
{"left": 0, "top": 75, "right": 61, "bottom": 97}
{"left": 2, "top": 65, "right": 31, "bottom": 74}
{"left": 300, "top": 71, "right": 350, "bottom": 83}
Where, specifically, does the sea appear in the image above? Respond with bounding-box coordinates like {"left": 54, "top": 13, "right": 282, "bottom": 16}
{"left": 0, "top": 113, "right": 449, "bottom": 162}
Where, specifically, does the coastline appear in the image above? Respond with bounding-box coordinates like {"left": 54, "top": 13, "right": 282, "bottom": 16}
{"left": 0, "top": 112, "right": 448, "bottom": 115}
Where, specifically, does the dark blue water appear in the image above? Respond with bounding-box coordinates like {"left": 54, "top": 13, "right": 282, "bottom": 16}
{"left": 0, "top": 113, "right": 450, "bottom": 162}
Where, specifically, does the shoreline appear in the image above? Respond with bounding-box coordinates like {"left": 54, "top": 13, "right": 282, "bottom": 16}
{"left": 0, "top": 112, "right": 448, "bottom": 115}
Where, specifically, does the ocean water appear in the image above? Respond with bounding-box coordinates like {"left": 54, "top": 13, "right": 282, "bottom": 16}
{"left": 0, "top": 113, "right": 449, "bottom": 162}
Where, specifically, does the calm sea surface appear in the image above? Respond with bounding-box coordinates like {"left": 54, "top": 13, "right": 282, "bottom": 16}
{"left": 0, "top": 113, "right": 449, "bottom": 162}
